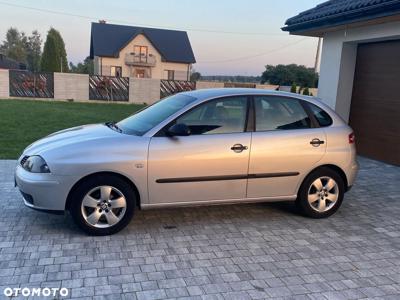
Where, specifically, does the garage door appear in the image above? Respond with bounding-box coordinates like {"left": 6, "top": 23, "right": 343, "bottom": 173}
{"left": 349, "top": 40, "right": 400, "bottom": 166}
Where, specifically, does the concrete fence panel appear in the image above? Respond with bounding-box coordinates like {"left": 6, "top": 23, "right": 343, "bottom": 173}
{"left": 195, "top": 81, "right": 224, "bottom": 89}
{"left": 129, "top": 78, "right": 160, "bottom": 105}
{"left": 54, "top": 72, "right": 89, "bottom": 101}
{"left": 256, "top": 84, "right": 279, "bottom": 90}
{"left": 0, "top": 70, "right": 9, "bottom": 98}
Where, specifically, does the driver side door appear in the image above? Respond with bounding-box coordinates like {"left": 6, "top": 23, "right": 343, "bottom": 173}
{"left": 147, "top": 96, "right": 251, "bottom": 205}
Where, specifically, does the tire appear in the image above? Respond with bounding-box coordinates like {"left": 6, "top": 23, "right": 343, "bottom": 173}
{"left": 69, "top": 174, "right": 136, "bottom": 235}
{"left": 296, "top": 167, "right": 345, "bottom": 218}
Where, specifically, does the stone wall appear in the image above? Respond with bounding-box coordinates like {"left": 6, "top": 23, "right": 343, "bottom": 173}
{"left": 54, "top": 72, "right": 89, "bottom": 101}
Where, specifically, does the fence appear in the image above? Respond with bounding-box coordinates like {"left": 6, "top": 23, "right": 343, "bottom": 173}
{"left": 1, "top": 70, "right": 318, "bottom": 104}
{"left": 160, "top": 80, "right": 196, "bottom": 98}
{"left": 89, "top": 75, "right": 129, "bottom": 101}
{"left": 9, "top": 70, "right": 54, "bottom": 98}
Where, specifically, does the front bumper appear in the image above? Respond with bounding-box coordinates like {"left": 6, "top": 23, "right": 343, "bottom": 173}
{"left": 15, "top": 165, "right": 74, "bottom": 212}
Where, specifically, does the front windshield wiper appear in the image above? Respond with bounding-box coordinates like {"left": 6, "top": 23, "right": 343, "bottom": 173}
{"left": 105, "top": 121, "right": 122, "bottom": 133}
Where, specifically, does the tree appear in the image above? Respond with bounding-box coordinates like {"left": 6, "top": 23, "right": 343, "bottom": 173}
{"left": 261, "top": 64, "right": 318, "bottom": 87}
{"left": 0, "top": 28, "right": 42, "bottom": 71}
{"left": 290, "top": 83, "right": 297, "bottom": 93}
{"left": 26, "top": 30, "right": 42, "bottom": 72}
{"left": 69, "top": 56, "right": 94, "bottom": 74}
{"left": 40, "top": 28, "right": 69, "bottom": 72}
{"left": 40, "top": 33, "right": 58, "bottom": 72}
{"left": 190, "top": 69, "right": 201, "bottom": 81}
{"left": 0, "top": 27, "right": 27, "bottom": 63}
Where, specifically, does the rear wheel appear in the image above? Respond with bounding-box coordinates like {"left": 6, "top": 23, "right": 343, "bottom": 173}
{"left": 70, "top": 175, "right": 135, "bottom": 235}
{"left": 297, "top": 168, "right": 345, "bottom": 218}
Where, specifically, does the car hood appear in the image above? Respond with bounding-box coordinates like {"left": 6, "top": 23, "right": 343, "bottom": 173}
{"left": 23, "top": 124, "right": 122, "bottom": 156}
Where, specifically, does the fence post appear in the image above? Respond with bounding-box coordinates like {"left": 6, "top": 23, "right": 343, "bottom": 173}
{"left": 0, "top": 70, "right": 9, "bottom": 98}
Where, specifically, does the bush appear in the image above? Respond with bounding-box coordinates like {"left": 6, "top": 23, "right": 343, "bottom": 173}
{"left": 261, "top": 64, "right": 318, "bottom": 87}
{"left": 303, "top": 87, "right": 310, "bottom": 96}
{"left": 290, "top": 83, "right": 297, "bottom": 93}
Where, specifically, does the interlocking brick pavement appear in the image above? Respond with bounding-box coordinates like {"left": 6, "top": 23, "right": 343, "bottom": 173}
{"left": 0, "top": 157, "right": 399, "bottom": 299}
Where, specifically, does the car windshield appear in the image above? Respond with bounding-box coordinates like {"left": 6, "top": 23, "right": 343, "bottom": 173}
{"left": 117, "top": 94, "right": 197, "bottom": 135}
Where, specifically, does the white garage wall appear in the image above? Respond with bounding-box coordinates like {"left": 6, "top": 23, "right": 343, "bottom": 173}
{"left": 318, "top": 20, "right": 400, "bottom": 122}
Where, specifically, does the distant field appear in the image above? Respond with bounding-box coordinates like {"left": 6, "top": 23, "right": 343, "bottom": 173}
{"left": 0, "top": 99, "right": 145, "bottom": 159}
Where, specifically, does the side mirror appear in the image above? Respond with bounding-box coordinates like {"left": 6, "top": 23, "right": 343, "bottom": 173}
{"left": 167, "top": 123, "right": 191, "bottom": 137}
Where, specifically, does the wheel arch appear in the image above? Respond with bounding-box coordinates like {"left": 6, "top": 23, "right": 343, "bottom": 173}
{"left": 302, "top": 164, "right": 349, "bottom": 192}
{"left": 65, "top": 171, "right": 141, "bottom": 210}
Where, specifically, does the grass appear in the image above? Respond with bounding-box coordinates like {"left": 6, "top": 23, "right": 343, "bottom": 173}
{"left": 0, "top": 99, "right": 145, "bottom": 159}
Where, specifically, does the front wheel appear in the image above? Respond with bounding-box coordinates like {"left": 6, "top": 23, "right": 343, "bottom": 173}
{"left": 70, "top": 175, "right": 136, "bottom": 235}
{"left": 297, "top": 168, "right": 345, "bottom": 218}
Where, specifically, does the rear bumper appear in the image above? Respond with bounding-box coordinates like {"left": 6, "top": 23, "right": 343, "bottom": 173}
{"left": 346, "top": 160, "right": 359, "bottom": 190}
{"left": 15, "top": 165, "right": 75, "bottom": 211}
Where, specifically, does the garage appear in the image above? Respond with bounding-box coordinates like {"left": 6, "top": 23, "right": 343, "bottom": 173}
{"left": 283, "top": 0, "right": 400, "bottom": 166}
{"left": 349, "top": 40, "right": 400, "bottom": 166}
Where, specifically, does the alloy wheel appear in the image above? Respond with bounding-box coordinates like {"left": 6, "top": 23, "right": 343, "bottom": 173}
{"left": 81, "top": 185, "right": 127, "bottom": 228}
{"left": 307, "top": 176, "right": 339, "bottom": 213}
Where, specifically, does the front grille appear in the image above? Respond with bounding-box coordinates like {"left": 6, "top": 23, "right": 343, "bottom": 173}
{"left": 20, "top": 155, "right": 29, "bottom": 166}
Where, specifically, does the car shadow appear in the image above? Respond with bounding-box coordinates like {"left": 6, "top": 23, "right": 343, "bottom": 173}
{"left": 19, "top": 200, "right": 303, "bottom": 237}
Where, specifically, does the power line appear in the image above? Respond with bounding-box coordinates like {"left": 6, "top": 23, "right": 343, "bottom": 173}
{"left": 197, "top": 38, "right": 309, "bottom": 64}
{"left": 0, "top": 1, "right": 285, "bottom": 37}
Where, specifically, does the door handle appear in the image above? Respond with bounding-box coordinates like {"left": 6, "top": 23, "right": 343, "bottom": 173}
{"left": 231, "top": 144, "right": 248, "bottom": 153}
{"left": 310, "top": 138, "right": 325, "bottom": 147}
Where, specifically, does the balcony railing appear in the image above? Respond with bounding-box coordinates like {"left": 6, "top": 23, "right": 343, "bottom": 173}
{"left": 125, "top": 53, "right": 156, "bottom": 67}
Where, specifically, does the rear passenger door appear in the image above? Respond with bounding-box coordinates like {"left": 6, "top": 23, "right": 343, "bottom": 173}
{"left": 247, "top": 96, "right": 326, "bottom": 198}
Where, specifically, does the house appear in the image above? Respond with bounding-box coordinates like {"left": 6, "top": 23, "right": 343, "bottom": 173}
{"left": 90, "top": 22, "right": 196, "bottom": 80}
{"left": 0, "top": 54, "right": 26, "bottom": 70}
{"left": 282, "top": 0, "right": 400, "bottom": 165}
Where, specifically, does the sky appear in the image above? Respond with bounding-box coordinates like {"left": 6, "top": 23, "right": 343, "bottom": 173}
{"left": 0, "top": 0, "right": 323, "bottom": 76}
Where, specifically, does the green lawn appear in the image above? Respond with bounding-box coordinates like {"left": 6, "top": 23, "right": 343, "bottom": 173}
{"left": 0, "top": 99, "right": 145, "bottom": 159}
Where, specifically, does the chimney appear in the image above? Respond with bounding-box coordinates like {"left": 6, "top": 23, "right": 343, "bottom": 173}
{"left": 99, "top": 20, "right": 107, "bottom": 24}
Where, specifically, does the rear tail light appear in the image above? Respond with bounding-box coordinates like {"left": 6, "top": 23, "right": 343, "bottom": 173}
{"left": 348, "top": 132, "right": 355, "bottom": 144}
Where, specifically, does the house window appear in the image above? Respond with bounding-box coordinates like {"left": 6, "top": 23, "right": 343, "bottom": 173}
{"left": 110, "top": 66, "right": 122, "bottom": 77}
{"left": 134, "top": 45, "right": 148, "bottom": 62}
{"left": 135, "top": 68, "right": 146, "bottom": 78}
{"left": 164, "top": 70, "right": 175, "bottom": 80}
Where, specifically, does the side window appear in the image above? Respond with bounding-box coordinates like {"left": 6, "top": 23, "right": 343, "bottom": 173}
{"left": 176, "top": 97, "right": 248, "bottom": 135}
{"left": 308, "top": 103, "right": 333, "bottom": 127}
{"left": 254, "top": 96, "right": 311, "bottom": 131}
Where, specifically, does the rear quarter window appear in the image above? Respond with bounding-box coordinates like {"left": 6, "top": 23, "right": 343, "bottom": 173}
{"left": 308, "top": 103, "right": 333, "bottom": 127}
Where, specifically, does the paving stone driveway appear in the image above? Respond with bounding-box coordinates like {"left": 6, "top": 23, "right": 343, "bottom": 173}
{"left": 0, "top": 157, "right": 400, "bottom": 300}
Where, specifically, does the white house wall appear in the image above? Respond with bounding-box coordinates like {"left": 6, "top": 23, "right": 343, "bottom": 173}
{"left": 318, "top": 20, "right": 400, "bottom": 122}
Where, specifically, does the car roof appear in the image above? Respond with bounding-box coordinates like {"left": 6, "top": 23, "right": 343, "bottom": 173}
{"left": 180, "top": 88, "right": 343, "bottom": 123}
{"left": 182, "top": 88, "right": 310, "bottom": 101}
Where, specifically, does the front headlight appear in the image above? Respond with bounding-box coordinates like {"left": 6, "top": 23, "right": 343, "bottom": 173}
{"left": 22, "top": 156, "right": 50, "bottom": 173}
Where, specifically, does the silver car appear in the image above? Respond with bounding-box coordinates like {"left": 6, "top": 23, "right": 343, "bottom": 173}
{"left": 15, "top": 89, "right": 358, "bottom": 235}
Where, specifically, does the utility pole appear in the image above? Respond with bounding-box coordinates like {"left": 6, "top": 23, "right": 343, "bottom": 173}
{"left": 314, "top": 37, "right": 322, "bottom": 73}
